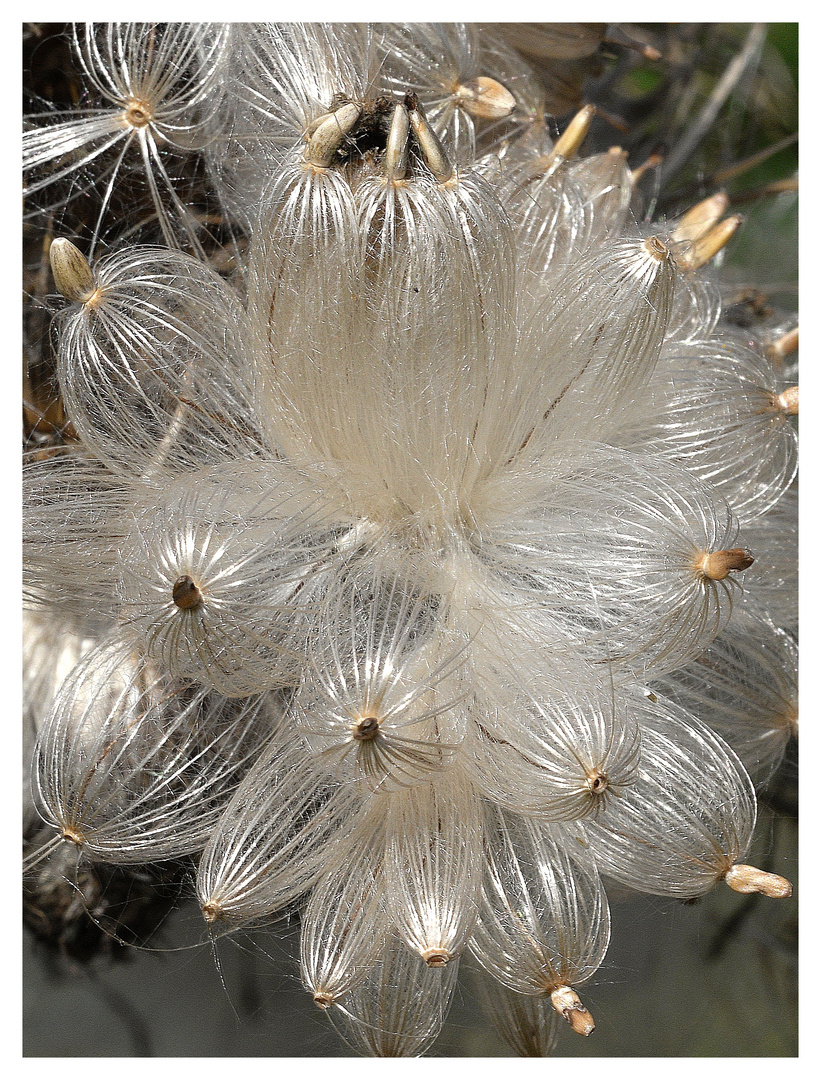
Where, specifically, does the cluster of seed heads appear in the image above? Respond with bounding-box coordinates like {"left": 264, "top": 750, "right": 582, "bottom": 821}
{"left": 23, "top": 23, "right": 797, "bottom": 1057}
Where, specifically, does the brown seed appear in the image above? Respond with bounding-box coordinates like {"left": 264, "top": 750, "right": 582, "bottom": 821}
{"left": 672, "top": 192, "right": 730, "bottom": 245}
{"left": 384, "top": 102, "right": 410, "bottom": 181}
{"left": 49, "top": 238, "right": 99, "bottom": 304}
{"left": 455, "top": 76, "right": 516, "bottom": 120}
{"left": 725, "top": 864, "right": 792, "bottom": 899}
{"left": 768, "top": 326, "right": 799, "bottom": 359}
{"left": 172, "top": 575, "right": 204, "bottom": 610}
{"left": 676, "top": 214, "right": 743, "bottom": 271}
{"left": 643, "top": 235, "right": 670, "bottom": 262}
{"left": 776, "top": 386, "right": 799, "bottom": 416}
{"left": 353, "top": 717, "right": 381, "bottom": 741}
{"left": 421, "top": 947, "right": 451, "bottom": 967}
{"left": 552, "top": 104, "right": 595, "bottom": 161}
{"left": 550, "top": 985, "right": 595, "bottom": 1035}
{"left": 408, "top": 101, "right": 454, "bottom": 182}
{"left": 696, "top": 549, "right": 755, "bottom": 582}
{"left": 305, "top": 103, "right": 362, "bottom": 168}
{"left": 586, "top": 769, "right": 608, "bottom": 794}
{"left": 123, "top": 97, "right": 154, "bottom": 128}
{"left": 201, "top": 900, "right": 224, "bottom": 924}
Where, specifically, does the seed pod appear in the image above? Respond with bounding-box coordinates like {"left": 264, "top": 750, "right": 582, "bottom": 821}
{"left": 304, "top": 102, "right": 362, "bottom": 167}
{"left": 49, "top": 239, "right": 98, "bottom": 304}
{"left": 456, "top": 76, "right": 516, "bottom": 119}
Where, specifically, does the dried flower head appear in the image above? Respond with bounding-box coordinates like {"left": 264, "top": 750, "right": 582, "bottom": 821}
{"left": 24, "top": 20, "right": 796, "bottom": 1058}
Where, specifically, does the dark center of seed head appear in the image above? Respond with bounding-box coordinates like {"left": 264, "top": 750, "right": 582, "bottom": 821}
{"left": 587, "top": 770, "right": 608, "bottom": 794}
{"left": 172, "top": 575, "right": 203, "bottom": 610}
{"left": 124, "top": 99, "right": 153, "bottom": 127}
{"left": 353, "top": 717, "right": 381, "bottom": 741}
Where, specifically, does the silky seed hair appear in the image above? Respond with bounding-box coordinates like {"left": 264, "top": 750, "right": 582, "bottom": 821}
{"left": 384, "top": 766, "right": 484, "bottom": 966}
{"left": 24, "top": 23, "right": 233, "bottom": 256}
{"left": 30, "top": 634, "right": 271, "bottom": 865}
{"left": 469, "top": 959, "right": 561, "bottom": 1057}
{"left": 23, "top": 20, "right": 796, "bottom": 1059}
{"left": 195, "top": 726, "right": 366, "bottom": 929}
{"left": 615, "top": 334, "right": 799, "bottom": 523}
{"left": 327, "top": 933, "right": 461, "bottom": 1057}
{"left": 651, "top": 611, "right": 798, "bottom": 784}
{"left": 469, "top": 809, "right": 610, "bottom": 1020}
{"left": 475, "top": 446, "right": 749, "bottom": 678}
{"left": 51, "top": 244, "right": 261, "bottom": 480}
{"left": 117, "top": 459, "right": 345, "bottom": 697}
{"left": 300, "top": 812, "right": 391, "bottom": 1009}
{"left": 577, "top": 694, "right": 759, "bottom": 898}
{"left": 293, "top": 557, "right": 468, "bottom": 791}
{"left": 467, "top": 678, "right": 642, "bottom": 821}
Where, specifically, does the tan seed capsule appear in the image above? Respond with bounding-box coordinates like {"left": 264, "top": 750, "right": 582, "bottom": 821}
{"left": 305, "top": 102, "right": 362, "bottom": 168}
{"left": 49, "top": 238, "right": 98, "bottom": 304}
{"left": 677, "top": 214, "right": 743, "bottom": 271}
{"left": 672, "top": 191, "right": 730, "bottom": 245}
{"left": 768, "top": 326, "right": 799, "bottom": 359}
{"left": 60, "top": 826, "right": 85, "bottom": 847}
{"left": 696, "top": 549, "right": 755, "bottom": 582}
{"left": 455, "top": 76, "right": 516, "bottom": 120}
{"left": 725, "top": 864, "right": 793, "bottom": 899}
{"left": 550, "top": 985, "right": 595, "bottom": 1036}
{"left": 776, "top": 386, "right": 799, "bottom": 415}
{"left": 551, "top": 103, "right": 595, "bottom": 161}
{"left": 384, "top": 102, "right": 410, "bottom": 181}
{"left": 313, "top": 991, "right": 334, "bottom": 1010}
{"left": 172, "top": 574, "right": 204, "bottom": 610}
{"left": 407, "top": 98, "right": 454, "bottom": 182}
{"left": 304, "top": 110, "right": 336, "bottom": 139}
{"left": 631, "top": 150, "right": 665, "bottom": 183}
